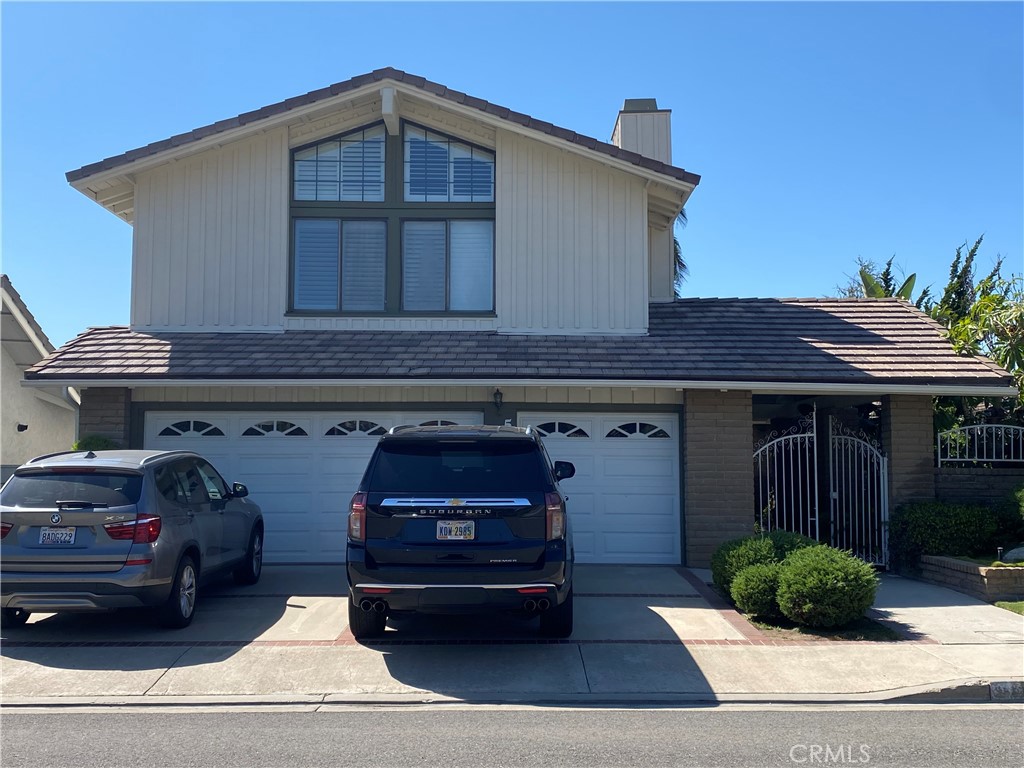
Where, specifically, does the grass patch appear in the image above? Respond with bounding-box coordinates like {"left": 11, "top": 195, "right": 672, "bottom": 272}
{"left": 995, "top": 601, "right": 1024, "bottom": 616}
{"left": 952, "top": 556, "right": 1023, "bottom": 568}
{"left": 749, "top": 615, "right": 902, "bottom": 642}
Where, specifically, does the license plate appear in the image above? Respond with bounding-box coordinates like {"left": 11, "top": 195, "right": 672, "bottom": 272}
{"left": 39, "top": 527, "right": 76, "bottom": 545}
{"left": 437, "top": 520, "right": 475, "bottom": 540}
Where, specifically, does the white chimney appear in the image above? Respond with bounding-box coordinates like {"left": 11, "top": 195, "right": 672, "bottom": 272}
{"left": 611, "top": 98, "right": 672, "bottom": 165}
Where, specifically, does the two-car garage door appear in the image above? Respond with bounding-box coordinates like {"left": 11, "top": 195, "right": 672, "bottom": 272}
{"left": 145, "top": 410, "right": 680, "bottom": 565}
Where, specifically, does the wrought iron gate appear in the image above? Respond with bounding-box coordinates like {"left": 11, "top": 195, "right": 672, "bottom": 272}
{"left": 753, "top": 410, "right": 889, "bottom": 565}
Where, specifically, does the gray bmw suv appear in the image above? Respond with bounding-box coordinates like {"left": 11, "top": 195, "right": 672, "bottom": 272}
{"left": 0, "top": 450, "right": 264, "bottom": 628}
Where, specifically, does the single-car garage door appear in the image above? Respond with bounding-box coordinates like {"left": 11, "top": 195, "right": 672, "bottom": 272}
{"left": 145, "top": 410, "right": 484, "bottom": 563}
{"left": 517, "top": 412, "right": 680, "bottom": 564}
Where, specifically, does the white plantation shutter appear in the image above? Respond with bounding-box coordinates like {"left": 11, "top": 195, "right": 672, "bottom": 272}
{"left": 449, "top": 220, "right": 494, "bottom": 310}
{"left": 341, "top": 221, "right": 386, "bottom": 311}
{"left": 341, "top": 125, "right": 385, "bottom": 202}
{"left": 402, "top": 221, "right": 446, "bottom": 311}
{"left": 293, "top": 219, "right": 339, "bottom": 310}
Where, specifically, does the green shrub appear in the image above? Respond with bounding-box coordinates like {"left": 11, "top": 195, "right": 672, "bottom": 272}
{"left": 991, "top": 487, "right": 1024, "bottom": 547}
{"left": 731, "top": 562, "right": 783, "bottom": 618}
{"left": 766, "top": 530, "right": 817, "bottom": 560}
{"left": 72, "top": 435, "right": 121, "bottom": 451}
{"left": 888, "top": 501, "right": 998, "bottom": 572}
{"left": 777, "top": 545, "right": 879, "bottom": 628}
{"left": 711, "top": 536, "right": 777, "bottom": 597}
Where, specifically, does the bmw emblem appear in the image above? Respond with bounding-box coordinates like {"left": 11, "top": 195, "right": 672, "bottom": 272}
{"left": 50, "top": 513, "right": 62, "bottom": 525}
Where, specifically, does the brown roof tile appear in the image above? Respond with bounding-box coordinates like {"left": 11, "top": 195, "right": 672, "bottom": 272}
{"left": 66, "top": 67, "right": 700, "bottom": 187}
{"left": 24, "top": 299, "right": 1012, "bottom": 391}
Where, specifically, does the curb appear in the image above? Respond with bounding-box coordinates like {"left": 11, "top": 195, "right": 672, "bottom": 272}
{"left": 3, "top": 679, "right": 1021, "bottom": 710}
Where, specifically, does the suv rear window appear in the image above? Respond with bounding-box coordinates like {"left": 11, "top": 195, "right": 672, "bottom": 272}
{"left": 0, "top": 472, "right": 143, "bottom": 508}
{"left": 368, "top": 440, "right": 549, "bottom": 493}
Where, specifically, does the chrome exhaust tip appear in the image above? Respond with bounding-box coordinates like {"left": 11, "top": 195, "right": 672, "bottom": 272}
{"left": 537, "top": 598, "right": 551, "bottom": 611}
{"left": 523, "top": 599, "right": 537, "bottom": 612}
{"left": 372, "top": 600, "right": 387, "bottom": 613}
{"left": 359, "top": 599, "right": 374, "bottom": 612}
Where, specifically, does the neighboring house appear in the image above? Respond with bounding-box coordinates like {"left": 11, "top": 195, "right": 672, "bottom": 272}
{"left": 1, "top": 275, "right": 80, "bottom": 482}
{"left": 24, "top": 68, "right": 1016, "bottom": 567}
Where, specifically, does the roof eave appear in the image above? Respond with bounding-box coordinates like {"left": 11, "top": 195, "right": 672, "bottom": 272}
{"left": 22, "top": 375, "right": 1017, "bottom": 399}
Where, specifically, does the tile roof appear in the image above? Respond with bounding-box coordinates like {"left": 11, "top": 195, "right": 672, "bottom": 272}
{"left": 66, "top": 67, "right": 701, "bottom": 187}
{"left": 24, "top": 299, "right": 1012, "bottom": 391}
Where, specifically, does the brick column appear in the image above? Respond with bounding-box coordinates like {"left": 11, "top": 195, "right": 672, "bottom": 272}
{"left": 77, "top": 387, "right": 131, "bottom": 448}
{"left": 684, "top": 389, "right": 755, "bottom": 567}
{"left": 881, "top": 394, "right": 936, "bottom": 507}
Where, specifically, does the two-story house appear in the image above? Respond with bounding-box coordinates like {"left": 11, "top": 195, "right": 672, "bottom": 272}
{"left": 25, "top": 68, "right": 1014, "bottom": 568}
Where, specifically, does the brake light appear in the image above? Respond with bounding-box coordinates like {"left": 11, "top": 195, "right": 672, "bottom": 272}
{"left": 0, "top": 522, "right": 12, "bottom": 539}
{"left": 103, "top": 515, "right": 162, "bottom": 543}
{"left": 348, "top": 493, "right": 367, "bottom": 542}
{"left": 545, "top": 493, "right": 565, "bottom": 540}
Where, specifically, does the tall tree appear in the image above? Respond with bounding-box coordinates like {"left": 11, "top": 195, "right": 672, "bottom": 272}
{"left": 673, "top": 208, "right": 688, "bottom": 296}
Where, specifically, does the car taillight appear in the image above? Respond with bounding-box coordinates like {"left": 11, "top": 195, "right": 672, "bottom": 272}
{"left": 545, "top": 492, "right": 565, "bottom": 540}
{"left": 103, "top": 515, "right": 162, "bottom": 544}
{"left": 0, "top": 522, "right": 12, "bottom": 539}
{"left": 348, "top": 493, "right": 367, "bottom": 542}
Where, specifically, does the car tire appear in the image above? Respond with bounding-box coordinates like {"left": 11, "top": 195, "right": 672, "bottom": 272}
{"left": 539, "top": 588, "right": 573, "bottom": 638}
{"left": 2, "top": 607, "right": 30, "bottom": 627}
{"left": 158, "top": 555, "right": 198, "bottom": 629}
{"left": 233, "top": 526, "right": 263, "bottom": 586}
{"left": 348, "top": 598, "right": 387, "bottom": 640}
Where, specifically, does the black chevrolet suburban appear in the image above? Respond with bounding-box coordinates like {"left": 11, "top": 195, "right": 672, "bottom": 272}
{"left": 346, "top": 425, "right": 575, "bottom": 639}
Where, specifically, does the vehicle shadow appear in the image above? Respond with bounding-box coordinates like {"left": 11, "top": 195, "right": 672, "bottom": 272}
{"left": 0, "top": 565, "right": 347, "bottom": 672}
{"left": 362, "top": 565, "right": 720, "bottom": 698}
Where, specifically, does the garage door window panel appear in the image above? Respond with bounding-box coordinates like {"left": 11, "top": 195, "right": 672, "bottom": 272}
{"left": 326, "top": 420, "right": 387, "bottom": 437}
{"left": 242, "top": 420, "right": 309, "bottom": 437}
{"left": 606, "top": 422, "right": 671, "bottom": 439}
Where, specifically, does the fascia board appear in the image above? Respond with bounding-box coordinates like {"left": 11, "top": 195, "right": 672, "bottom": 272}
{"left": 68, "top": 80, "right": 697, "bottom": 198}
{"left": 21, "top": 377, "right": 1018, "bottom": 398}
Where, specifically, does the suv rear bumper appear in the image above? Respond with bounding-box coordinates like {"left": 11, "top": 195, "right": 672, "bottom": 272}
{"left": 347, "top": 557, "right": 571, "bottom": 614}
{"left": 1, "top": 572, "right": 174, "bottom": 612}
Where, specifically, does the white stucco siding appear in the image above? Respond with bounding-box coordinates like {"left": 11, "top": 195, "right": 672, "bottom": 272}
{"left": 495, "top": 130, "right": 649, "bottom": 335}
{"left": 131, "top": 128, "right": 289, "bottom": 331}
{"left": 1, "top": 347, "right": 77, "bottom": 471}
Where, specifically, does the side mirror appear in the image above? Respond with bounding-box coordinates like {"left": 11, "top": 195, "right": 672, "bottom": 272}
{"left": 553, "top": 461, "right": 575, "bottom": 481}
{"left": 231, "top": 482, "right": 249, "bottom": 498}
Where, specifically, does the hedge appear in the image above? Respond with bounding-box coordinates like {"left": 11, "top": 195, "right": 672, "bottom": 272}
{"left": 776, "top": 545, "right": 879, "bottom": 628}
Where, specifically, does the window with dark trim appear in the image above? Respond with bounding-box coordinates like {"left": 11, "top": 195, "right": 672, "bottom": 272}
{"left": 290, "top": 121, "right": 495, "bottom": 315}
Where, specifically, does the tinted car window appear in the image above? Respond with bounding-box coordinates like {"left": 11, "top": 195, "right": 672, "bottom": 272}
{"left": 195, "top": 461, "right": 229, "bottom": 501}
{"left": 369, "top": 440, "right": 548, "bottom": 493}
{"left": 1, "top": 472, "right": 143, "bottom": 508}
{"left": 155, "top": 465, "right": 187, "bottom": 504}
{"left": 175, "top": 460, "right": 211, "bottom": 504}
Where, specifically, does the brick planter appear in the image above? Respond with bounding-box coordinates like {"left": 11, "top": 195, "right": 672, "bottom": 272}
{"left": 918, "top": 555, "right": 1024, "bottom": 602}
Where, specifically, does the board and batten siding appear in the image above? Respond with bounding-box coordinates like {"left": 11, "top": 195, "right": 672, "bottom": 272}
{"left": 131, "top": 128, "right": 289, "bottom": 331}
{"left": 495, "top": 130, "right": 650, "bottom": 335}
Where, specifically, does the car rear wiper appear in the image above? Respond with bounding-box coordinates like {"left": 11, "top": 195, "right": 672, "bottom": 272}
{"left": 54, "top": 500, "right": 109, "bottom": 509}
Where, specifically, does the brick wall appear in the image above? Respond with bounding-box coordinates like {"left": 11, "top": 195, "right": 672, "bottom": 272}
{"left": 881, "top": 394, "right": 936, "bottom": 507}
{"left": 919, "top": 555, "right": 1024, "bottom": 602}
{"left": 936, "top": 467, "right": 1024, "bottom": 506}
{"left": 77, "top": 388, "right": 131, "bottom": 447}
{"left": 684, "top": 389, "right": 754, "bottom": 567}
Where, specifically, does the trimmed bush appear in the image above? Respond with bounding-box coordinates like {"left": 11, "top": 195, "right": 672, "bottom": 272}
{"left": 73, "top": 435, "right": 120, "bottom": 451}
{"left": 777, "top": 545, "right": 879, "bottom": 628}
{"left": 888, "top": 501, "right": 999, "bottom": 572}
{"left": 731, "top": 562, "right": 783, "bottom": 618}
{"left": 766, "top": 530, "right": 817, "bottom": 560}
{"left": 711, "top": 536, "right": 776, "bottom": 597}
{"left": 992, "top": 486, "right": 1024, "bottom": 548}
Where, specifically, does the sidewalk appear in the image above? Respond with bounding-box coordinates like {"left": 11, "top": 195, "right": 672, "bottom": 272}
{"left": 2, "top": 566, "right": 1021, "bottom": 705}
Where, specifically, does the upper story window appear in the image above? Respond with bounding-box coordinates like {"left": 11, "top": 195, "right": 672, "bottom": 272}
{"left": 404, "top": 126, "right": 494, "bottom": 203}
{"left": 290, "top": 122, "right": 495, "bottom": 315}
{"left": 293, "top": 125, "right": 385, "bottom": 202}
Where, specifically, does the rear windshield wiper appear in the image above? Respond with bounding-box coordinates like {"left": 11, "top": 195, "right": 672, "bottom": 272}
{"left": 54, "top": 500, "right": 109, "bottom": 510}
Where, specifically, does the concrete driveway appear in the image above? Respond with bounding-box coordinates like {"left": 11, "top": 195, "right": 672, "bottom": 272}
{"left": 1, "top": 566, "right": 1021, "bottom": 703}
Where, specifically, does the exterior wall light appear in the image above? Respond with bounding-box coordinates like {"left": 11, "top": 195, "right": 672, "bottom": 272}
{"left": 493, "top": 388, "right": 504, "bottom": 409}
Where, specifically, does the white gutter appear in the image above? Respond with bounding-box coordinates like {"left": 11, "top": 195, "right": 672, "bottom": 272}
{"left": 20, "top": 377, "right": 1018, "bottom": 398}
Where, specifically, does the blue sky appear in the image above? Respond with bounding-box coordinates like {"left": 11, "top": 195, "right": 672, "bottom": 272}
{"left": 2, "top": 2, "right": 1021, "bottom": 347}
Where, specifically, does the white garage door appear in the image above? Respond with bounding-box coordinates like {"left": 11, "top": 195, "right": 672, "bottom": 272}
{"left": 145, "top": 410, "right": 484, "bottom": 563}
{"left": 518, "top": 412, "right": 680, "bottom": 564}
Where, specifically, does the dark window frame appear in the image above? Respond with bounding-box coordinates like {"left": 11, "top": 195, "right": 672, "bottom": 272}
{"left": 288, "top": 120, "right": 496, "bottom": 316}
